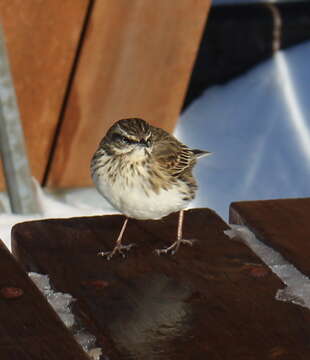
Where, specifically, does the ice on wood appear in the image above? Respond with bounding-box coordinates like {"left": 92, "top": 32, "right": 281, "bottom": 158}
{"left": 29, "top": 272, "right": 75, "bottom": 328}
{"left": 225, "top": 225, "right": 310, "bottom": 309}
{"left": 74, "top": 331, "right": 97, "bottom": 352}
{"left": 29, "top": 273, "right": 102, "bottom": 358}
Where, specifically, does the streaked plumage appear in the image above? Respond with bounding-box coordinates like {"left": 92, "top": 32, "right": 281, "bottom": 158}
{"left": 91, "top": 118, "right": 211, "bottom": 259}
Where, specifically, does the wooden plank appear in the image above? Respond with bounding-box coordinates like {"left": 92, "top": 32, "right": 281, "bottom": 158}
{"left": 0, "top": 0, "right": 90, "bottom": 190}
{"left": 230, "top": 198, "right": 310, "bottom": 277}
{"left": 12, "top": 208, "right": 310, "bottom": 360}
{"left": 0, "top": 239, "right": 89, "bottom": 360}
{"left": 47, "top": 0, "right": 211, "bottom": 188}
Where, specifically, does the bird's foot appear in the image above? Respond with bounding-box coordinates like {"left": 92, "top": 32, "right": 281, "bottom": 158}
{"left": 155, "top": 238, "right": 197, "bottom": 256}
{"left": 98, "top": 243, "right": 136, "bottom": 260}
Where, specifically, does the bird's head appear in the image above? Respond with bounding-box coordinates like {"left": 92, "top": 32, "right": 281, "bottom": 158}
{"left": 103, "top": 118, "right": 153, "bottom": 158}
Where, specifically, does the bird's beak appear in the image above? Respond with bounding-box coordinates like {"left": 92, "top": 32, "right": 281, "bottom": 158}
{"left": 138, "top": 139, "right": 151, "bottom": 148}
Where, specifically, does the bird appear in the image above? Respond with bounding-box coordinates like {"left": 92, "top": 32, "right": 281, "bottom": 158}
{"left": 91, "top": 118, "right": 211, "bottom": 259}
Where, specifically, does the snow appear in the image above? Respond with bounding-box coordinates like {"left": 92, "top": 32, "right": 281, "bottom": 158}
{"left": 177, "top": 40, "right": 310, "bottom": 220}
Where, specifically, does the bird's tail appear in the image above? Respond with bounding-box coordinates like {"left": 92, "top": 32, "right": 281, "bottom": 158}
{"left": 192, "top": 149, "right": 212, "bottom": 159}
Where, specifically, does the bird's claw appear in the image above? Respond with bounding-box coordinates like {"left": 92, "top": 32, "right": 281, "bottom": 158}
{"left": 98, "top": 243, "right": 136, "bottom": 260}
{"left": 155, "top": 238, "right": 197, "bottom": 256}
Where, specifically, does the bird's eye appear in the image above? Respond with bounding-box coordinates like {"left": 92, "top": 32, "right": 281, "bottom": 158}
{"left": 120, "top": 135, "right": 129, "bottom": 143}
{"left": 123, "top": 136, "right": 137, "bottom": 144}
{"left": 112, "top": 133, "right": 136, "bottom": 145}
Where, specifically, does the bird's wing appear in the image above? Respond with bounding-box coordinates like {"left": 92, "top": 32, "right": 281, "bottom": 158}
{"left": 151, "top": 128, "right": 197, "bottom": 176}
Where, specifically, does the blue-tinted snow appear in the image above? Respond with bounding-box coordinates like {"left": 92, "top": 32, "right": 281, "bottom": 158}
{"left": 176, "top": 40, "right": 310, "bottom": 220}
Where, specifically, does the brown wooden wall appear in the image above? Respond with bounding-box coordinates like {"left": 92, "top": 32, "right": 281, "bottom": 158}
{"left": 0, "top": 0, "right": 211, "bottom": 190}
{"left": 0, "top": 0, "right": 90, "bottom": 189}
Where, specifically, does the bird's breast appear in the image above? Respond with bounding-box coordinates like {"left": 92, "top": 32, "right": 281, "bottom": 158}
{"left": 92, "top": 156, "right": 192, "bottom": 220}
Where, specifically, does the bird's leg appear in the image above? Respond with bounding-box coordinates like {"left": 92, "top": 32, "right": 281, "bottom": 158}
{"left": 155, "top": 210, "right": 196, "bottom": 255}
{"left": 98, "top": 218, "right": 135, "bottom": 260}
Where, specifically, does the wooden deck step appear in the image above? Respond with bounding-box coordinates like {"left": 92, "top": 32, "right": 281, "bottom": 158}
{"left": 12, "top": 208, "right": 310, "bottom": 360}
{"left": 230, "top": 198, "right": 310, "bottom": 277}
{"left": 0, "top": 239, "right": 89, "bottom": 360}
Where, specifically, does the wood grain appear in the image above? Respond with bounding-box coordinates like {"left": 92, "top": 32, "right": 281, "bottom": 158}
{"left": 47, "top": 0, "right": 211, "bottom": 188}
{"left": 0, "top": 239, "right": 89, "bottom": 360}
{"left": 12, "top": 208, "right": 310, "bottom": 359}
{"left": 0, "top": 0, "right": 90, "bottom": 190}
{"left": 230, "top": 198, "right": 310, "bottom": 277}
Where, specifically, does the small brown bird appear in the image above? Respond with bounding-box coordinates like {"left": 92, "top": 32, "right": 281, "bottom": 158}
{"left": 91, "top": 118, "right": 211, "bottom": 259}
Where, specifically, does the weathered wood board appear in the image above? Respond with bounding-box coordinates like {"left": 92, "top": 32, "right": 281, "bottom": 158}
{"left": 0, "top": 239, "right": 89, "bottom": 360}
{"left": 12, "top": 208, "right": 310, "bottom": 359}
{"left": 0, "top": 0, "right": 90, "bottom": 189}
{"left": 230, "top": 198, "right": 310, "bottom": 277}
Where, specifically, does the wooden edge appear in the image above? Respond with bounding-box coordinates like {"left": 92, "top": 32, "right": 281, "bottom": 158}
{"left": 0, "top": 238, "right": 89, "bottom": 360}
